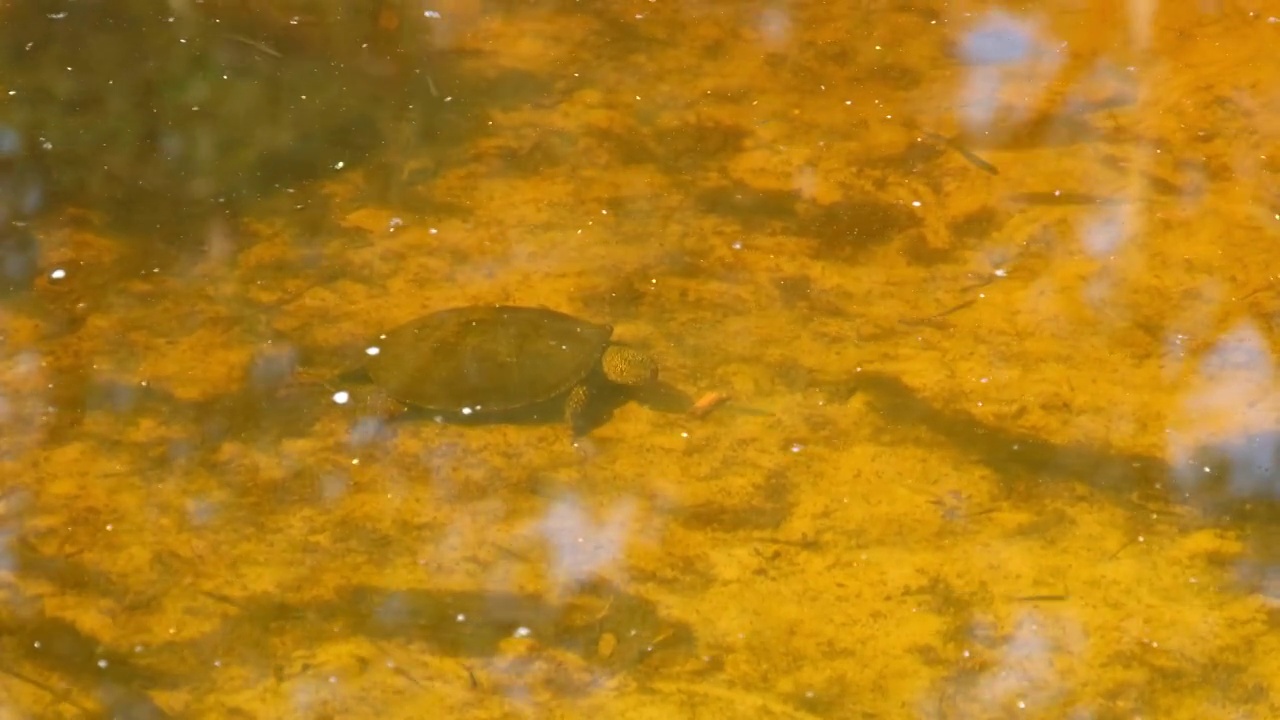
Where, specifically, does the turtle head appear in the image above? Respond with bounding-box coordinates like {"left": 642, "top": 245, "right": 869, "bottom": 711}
{"left": 601, "top": 345, "right": 658, "bottom": 386}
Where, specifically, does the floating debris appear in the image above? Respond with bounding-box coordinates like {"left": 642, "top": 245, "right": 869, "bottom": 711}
{"left": 688, "top": 391, "right": 731, "bottom": 419}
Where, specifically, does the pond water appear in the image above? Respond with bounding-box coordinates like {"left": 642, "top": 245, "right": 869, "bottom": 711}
{"left": 1, "top": 1, "right": 1279, "bottom": 718}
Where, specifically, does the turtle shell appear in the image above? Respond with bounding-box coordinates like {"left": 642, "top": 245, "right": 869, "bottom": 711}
{"left": 363, "top": 305, "right": 613, "bottom": 414}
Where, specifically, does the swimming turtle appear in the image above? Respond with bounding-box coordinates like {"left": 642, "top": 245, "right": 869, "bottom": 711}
{"left": 351, "top": 305, "right": 657, "bottom": 435}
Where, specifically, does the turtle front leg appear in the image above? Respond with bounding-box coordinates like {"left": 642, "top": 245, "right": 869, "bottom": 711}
{"left": 565, "top": 383, "right": 591, "bottom": 436}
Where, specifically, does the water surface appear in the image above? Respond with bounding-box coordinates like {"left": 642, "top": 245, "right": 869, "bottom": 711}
{"left": 1, "top": 1, "right": 1279, "bottom": 718}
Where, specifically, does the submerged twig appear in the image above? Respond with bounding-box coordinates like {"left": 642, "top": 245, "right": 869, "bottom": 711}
{"left": 227, "top": 34, "right": 283, "bottom": 58}
{"left": 688, "top": 391, "right": 731, "bottom": 419}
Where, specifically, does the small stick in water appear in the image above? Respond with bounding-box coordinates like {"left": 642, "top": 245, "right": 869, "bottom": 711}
{"left": 228, "top": 34, "right": 283, "bottom": 58}
{"left": 689, "top": 391, "right": 731, "bottom": 419}
{"left": 919, "top": 130, "right": 999, "bottom": 176}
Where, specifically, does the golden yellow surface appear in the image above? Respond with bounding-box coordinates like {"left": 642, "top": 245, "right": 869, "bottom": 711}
{"left": 2, "top": 1, "right": 1280, "bottom": 718}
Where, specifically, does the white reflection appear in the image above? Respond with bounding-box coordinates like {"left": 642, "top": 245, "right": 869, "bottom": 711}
{"left": 538, "top": 495, "right": 635, "bottom": 595}
{"left": 1236, "top": 556, "right": 1280, "bottom": 609}
{"left": 0, "top": 349, "right": 48, "bottom": 461}
{"left": 1079, "top": 205, "right": 1129, "bottom": 258}
{"left": 757, "top": 6, "right": 792, "bottom": 52}
{"left": 1168, "top": 320, "right": 1280, "bottom": 498}
{"left": 956, "top": 12, "right": 1055, "bottom": 131}
{"left": 0, "top": 491, "right": 24, "bottom": 577}
{"left": 958, "top": 12, "right": 1037, "bottom": 65}
{"left": 1127, "top": 0, "right": 1158, "bottom": 52}
{"left": 954, "top": 610, "right": 1081, "bottom": 713}
{"left": 424, "top": 0, "right": 483, "bottom": 51}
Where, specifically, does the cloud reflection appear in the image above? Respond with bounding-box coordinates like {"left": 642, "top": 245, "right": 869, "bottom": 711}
{"left": 957, "top": 12, "right": 1059, "bottom": 131}
{"left": 538, "top": 495, "right": 636, "bottom": 596}
{"left": 1169, "top": 320, "right": 1280, "bottom": 500}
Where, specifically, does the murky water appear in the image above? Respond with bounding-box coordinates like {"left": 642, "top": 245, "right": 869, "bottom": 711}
{"left": 2, "top": 0, "right": 1279, "bottom": 717}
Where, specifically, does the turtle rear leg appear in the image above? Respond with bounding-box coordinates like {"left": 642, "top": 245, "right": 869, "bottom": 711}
{"left": 565, "top": 383, "right": 592, "bottom": 436}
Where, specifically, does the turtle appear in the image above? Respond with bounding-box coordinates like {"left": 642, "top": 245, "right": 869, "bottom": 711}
{"left": 350, "top": 304, "right": 658, "bottom": 435}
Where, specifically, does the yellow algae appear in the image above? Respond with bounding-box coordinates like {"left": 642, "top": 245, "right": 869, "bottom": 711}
{"left": 2, "top": 1, "right": 1280, "bottom": 718}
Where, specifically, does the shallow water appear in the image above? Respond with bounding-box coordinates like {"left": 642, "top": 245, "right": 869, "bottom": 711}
{"left": 2, "top": 0, "right": 1280, "bottom": 718}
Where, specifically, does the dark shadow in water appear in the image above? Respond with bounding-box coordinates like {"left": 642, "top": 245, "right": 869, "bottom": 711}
{"left": 0, "top": 607, "right": 176, "bottom": 719}
{"left": 696, "top": 186, "right": 799, "bottom": 224}
{"left": 198, "top": 580, "right": 697, "bottom": 672}
{"left": 853, "top": 371, "right": 1169, "bottom": 509}
{"left": 855, "top": 372, "right": 1280, "bottom": 531}
{"left": 380, "top": 379, "right": 687, "bottom": 437}
{"left": 0, "top": 1, "right": 553, "bottom": 252}
{"left": 3, "top": 540, "right": 701, "bottom": 715}
{"left": 631, "top": 380, "right": 696, "bottom": 415}
{"left": 312, "top": 348, "right": 691, "bottom": 437}
{"left": 696, "top": 182, "right": 923, "bottom": 263}
{"left": 0, "top": 224, "right": 39, "bottom": 297}
{"left": 1007, "top": 191, "right": 1127, "bottom": 207}
{"left": 1177, "top": 432, "right": 1280, "bottom": 515}
{"left": 38, "top": 367, "right": 330, "bottom": 454}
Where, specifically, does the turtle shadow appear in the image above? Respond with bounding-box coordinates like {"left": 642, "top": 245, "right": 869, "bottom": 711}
{"left": 574, "top": 379, "right": 692, "bottom": 434}
{"left": 631, "top": 380, "right": 695, "bottom": 414}
{"left": 382, "top": 380, "right": 691, "bottom": 435}
{"left": 313, "top": 361, "right": 690, "bottom": 435}
{"left": 390, "top": 397, "right": 573, "bottom": 430}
